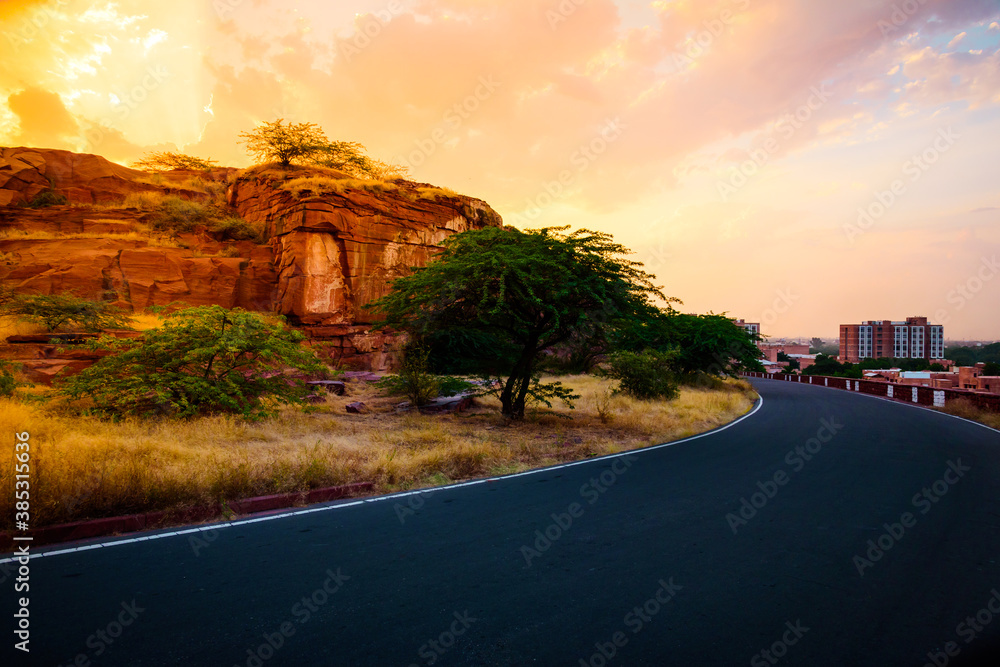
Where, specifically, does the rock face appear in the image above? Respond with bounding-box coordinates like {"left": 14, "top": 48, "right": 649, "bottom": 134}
{"left": 0, "top": 148, "right": 503, "bottom": 371}
{"left": 2, "top": 147, "right": 153, "bottom": 206}
{"left": 228, "top": 168, "right": 502, "bottom": 327}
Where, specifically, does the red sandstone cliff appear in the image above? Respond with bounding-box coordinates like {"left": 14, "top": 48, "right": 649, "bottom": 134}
{"left": 0, "top": 147, "right": 502, "bottom": 373}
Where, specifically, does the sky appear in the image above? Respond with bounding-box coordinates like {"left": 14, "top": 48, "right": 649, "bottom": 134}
{"left": 2, "top": 0, "right": 999, "bottom": 340}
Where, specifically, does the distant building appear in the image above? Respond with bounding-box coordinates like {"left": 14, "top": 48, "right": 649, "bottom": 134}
{"left": 733, "top": 319, "right": 760, "bottom": 337}
{"left": 759, "top": 342, "right": 810, "bottom": 362}
{"left": 839, "top": 316, "right": 944, "bottom": 363}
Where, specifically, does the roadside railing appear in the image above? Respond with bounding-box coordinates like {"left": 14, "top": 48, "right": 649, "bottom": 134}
{"left": 742, "top": 371, "right": 1000, "bottom": 413}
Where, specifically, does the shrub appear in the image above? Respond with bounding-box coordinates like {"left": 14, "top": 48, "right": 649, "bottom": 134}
{"left": 0, "top": 360, "right": 19, "bottom": 397}
{"left": 58, "top": 306, "right": 324, "bottom": 421}
{"left": 604, "top": 349, "right": 680, "bottom": 400}
{"left": 153, "top": 196, "right": 212, "bottom": 232}
{"left": 27, "top": 189, "right": 68, "bottom": 208}
{"left": 0, "top": 293, "right": 133, "bottom": 332}
{"left": 378, "top": 347, "right": 473, "bottom": 407}
{"left": 210, "top": 217, "right": 265, "bottom": 243}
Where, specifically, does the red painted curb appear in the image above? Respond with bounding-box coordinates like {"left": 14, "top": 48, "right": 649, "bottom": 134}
{"left": 0, "top": 482, "right": 374, "bottom": 551}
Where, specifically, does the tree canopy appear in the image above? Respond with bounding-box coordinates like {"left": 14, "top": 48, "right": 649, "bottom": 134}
{"left": 58, "top": 306, "right": 324, "bottom": 420}
{"left": 612, "top": 309, "right": 764, "bottom": 380}
{"left": 131, "top": 151, "right": 218, "bottom": 171}
{"left": 371, "top": 226, "right": 665, "bottom": 419}
{"left": 239, "top": 119, "right": 409, "bottom": 180}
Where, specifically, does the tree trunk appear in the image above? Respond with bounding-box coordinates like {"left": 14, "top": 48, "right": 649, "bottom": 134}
{"left": 500, "top": 340, "right": 538, "bottom": 420}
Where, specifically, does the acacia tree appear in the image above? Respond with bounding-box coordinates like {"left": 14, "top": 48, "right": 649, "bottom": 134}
{"left": 240, "top": 120, "right": 332, "bottom": 168}
{"left": 58, "top": 306, "right": 324, "bottom": 420}
{"left": 238, "top": 119, "right": 409, "bottom": 179}
{"left": 371, "top": 226, "right": 665, "bottom": 420}
{"left": 131, "top": 152, "right": 218, "bottom": 171}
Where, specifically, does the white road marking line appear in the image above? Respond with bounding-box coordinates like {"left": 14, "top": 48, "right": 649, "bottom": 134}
{"left": 1, "top": 396, "right": 765, "bottom": 563}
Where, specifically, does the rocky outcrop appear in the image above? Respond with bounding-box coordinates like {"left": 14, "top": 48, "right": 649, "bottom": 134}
{"left": 0, "top": 148, "right": 503, "bottom": 371}
{"left": 228, "top": 168, "right": 502, "bottom": 326}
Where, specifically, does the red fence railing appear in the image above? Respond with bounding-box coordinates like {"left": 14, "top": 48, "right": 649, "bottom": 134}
{"left": 742, "top": 372, "right": 1000, "bottom": 413}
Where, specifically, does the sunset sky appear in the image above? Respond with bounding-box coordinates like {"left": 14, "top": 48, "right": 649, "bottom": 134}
{"left": 2, "top": 0, "right": 999, "bottom": 339}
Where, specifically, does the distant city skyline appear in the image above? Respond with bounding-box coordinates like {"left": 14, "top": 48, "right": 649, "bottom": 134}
{"left": 1, "top": 0, "right": 998, "bottom": 337}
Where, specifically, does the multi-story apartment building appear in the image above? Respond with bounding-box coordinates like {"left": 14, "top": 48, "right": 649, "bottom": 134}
{"left": 839, "top": 316, "right": 944, "bottom": 363}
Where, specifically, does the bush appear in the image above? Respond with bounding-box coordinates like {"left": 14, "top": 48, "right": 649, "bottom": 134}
{"left": 58, "top": 306, "right": 324, "bottom": 421}
{"left": 0, "top": 293, "right": 133, "bottom": 332}
{"left": 153, "top": 196, "right": 212, "bottom": 232}
{"left": 0, "top": 360, "right": 19, "bottom": 397}
{"left": 210, "top": 217, "right": 265, "bottom": 243}
{"left": 377, "top": 347, "right": 472, "bottom": 407}
{"left": 604, "top": 349, "right": 680, "bottom": 400}
{"left": 27, "top": 189, "right": 68, "bottom": 208}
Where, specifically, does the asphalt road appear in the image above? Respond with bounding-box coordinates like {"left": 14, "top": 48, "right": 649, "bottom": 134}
{"left": 4, "top": 378, "right": 1000, "bottom": 666}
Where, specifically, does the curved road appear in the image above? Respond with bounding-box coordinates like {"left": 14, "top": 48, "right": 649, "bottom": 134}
{"left": 4, "top": 378, "right": 1000, "bottom": 666}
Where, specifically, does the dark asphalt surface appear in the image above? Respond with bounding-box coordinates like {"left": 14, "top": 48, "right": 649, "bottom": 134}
{"left": 4, "top": 378, "right": 1000, "bottom": 666}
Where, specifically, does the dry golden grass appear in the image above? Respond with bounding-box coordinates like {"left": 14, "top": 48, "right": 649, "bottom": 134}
{"left": 0, "top": 316, "right": 46, "bottom": 340}
{"left": 937, "top": 398, "right": 1000, "bottom": 430}
{"left": 0, "top": 376, "right": 755, "bottom": 530}
{"left": 0, "top": 228, "right": 182, "bottom": 246}
{"left": 120, "top": 190, "right": 167, "bottom": 210}
{"left": 280, "top": 176, "right": 400, "bottom": 198}
{"left": 411, "top": 186, "right": 460, "bottom": 201}
{"left": 130, "top": 311, "right": 165, "bottom": 331}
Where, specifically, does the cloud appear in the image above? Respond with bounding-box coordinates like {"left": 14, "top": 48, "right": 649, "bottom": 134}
{"left": 7, "top": 87, "right": 79, "bottom": 149}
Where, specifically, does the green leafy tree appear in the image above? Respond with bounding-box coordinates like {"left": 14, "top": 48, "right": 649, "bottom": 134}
{"left": 58, "top": 306, "right": 324, "bottom": 420}
{"left": 983, "top": 362, "right": 1000, "bottom": 376}
{"left": 614, "top": 310, "right": 763, "bottom": 381}
{"left": 371, "top": 226, "right": 664, "bottom": 420}
{"left": 132, "top": 151, "right": 219, "bottom": 171}
{"left": 0, "top": 293, "right": 133, "bottom": 332}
